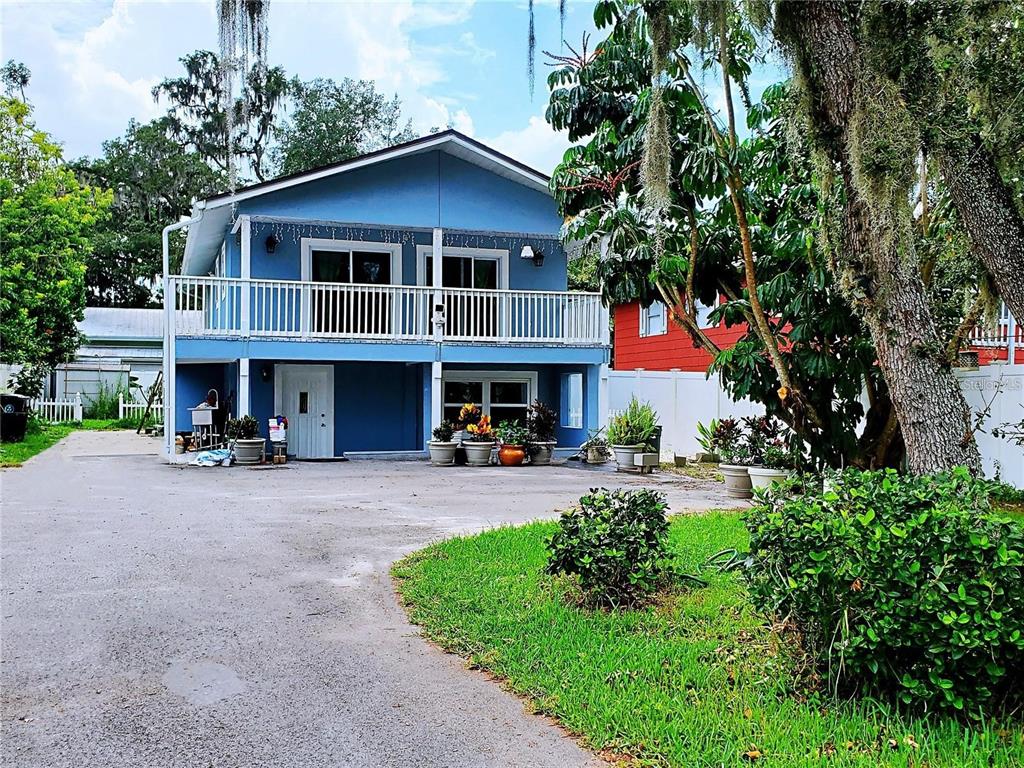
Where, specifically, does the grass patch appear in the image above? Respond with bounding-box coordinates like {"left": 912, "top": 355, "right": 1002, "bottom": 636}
{"left": 393, "top": 512, "right": 1023, "bottom": 767}
{"left": 0, "top": 418, "right": 139, "bottom": 467}
{"left": 659, "top": 460, "right": 723, "bottom": 482}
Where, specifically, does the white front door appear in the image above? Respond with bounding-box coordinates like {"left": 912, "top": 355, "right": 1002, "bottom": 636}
{"left": 276, "top": 365, "right": 334, "bottom": 458}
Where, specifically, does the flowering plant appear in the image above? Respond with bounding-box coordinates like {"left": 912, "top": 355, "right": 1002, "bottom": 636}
{"left": 457, "top": 402, "right": 482, "bottom": 429}
{"left": 465, "top": 415, "right": 494, "bottom": 442}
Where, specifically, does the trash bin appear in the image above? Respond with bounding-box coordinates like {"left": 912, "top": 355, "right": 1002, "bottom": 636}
{"left": 1, "top": 394, "right": 30, "bottom": 443}
{"left": 650, "top": 425, "right": 663, "bottom": 454}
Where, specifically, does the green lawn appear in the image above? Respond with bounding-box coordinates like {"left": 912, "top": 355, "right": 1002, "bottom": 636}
{"left": 393, "top": 512, "right": 1023, "bottom": 767}
{"left": 0, "top": 418, "right": 138, "bottom": 467}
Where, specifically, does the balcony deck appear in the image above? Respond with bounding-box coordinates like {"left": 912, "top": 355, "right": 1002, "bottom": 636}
{"left": 169, "top": 276, "right": 609, "bottom": 347}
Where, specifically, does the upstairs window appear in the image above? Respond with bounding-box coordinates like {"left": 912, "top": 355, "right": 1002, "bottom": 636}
{"left": 639, "top": 302, "right": 668, "bottom": 337}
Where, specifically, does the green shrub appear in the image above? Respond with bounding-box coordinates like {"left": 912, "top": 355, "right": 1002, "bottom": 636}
{"left": 546, "top": 488, "right": 670, "bottom": 608}
{"left": 86, "top": 378, "right": 132, "bottom": 419}
{"left": 744, "top": 468, "right": 1024, "bottom": 715}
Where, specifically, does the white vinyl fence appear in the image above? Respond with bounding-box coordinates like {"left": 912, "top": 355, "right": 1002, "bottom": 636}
{"left": 956, "top": 366, "right": 1024, "bottom": 485}
{"left": 607, "top": 370, "right": 764, "bottom": 460}
{"left": 608, "top": 365, "right": 1024, "bottom": 486}
{"left": 31, "top": 393, "right": 83, "bottom": 423}
{"left": 117, "top": 394, "right": 163, "bottom": 422}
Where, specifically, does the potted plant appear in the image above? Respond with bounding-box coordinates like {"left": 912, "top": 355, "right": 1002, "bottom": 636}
{"left": 227, "top": 415, "right": 264, "bottom": 465}
{"left": 463, "top": 413, "right": 495, "bottom": 466}
{"left": 607, "top": 397, "right": 658, "bottom": 471}
{"left": 496, "top": 420, "right": 530, "bottom": 466}
{"left": 711, "top": 418, "right": 752, "bottom": 498}
{"left": 746, "top": 417, "right": 800, "bottom": 490}
{"left": 695, "top": 419, "right": 720, "bottom": 463}
{"left": 428, "top": 420, "right": 458, "bottom": 465}
{"left": 526, "top": 399, "right": 558, "bottom": 465}
{"left": 580, "top": 428, "right": 611, "bottom": 464}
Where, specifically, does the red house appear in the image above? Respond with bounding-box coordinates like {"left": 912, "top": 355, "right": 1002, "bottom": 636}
{"left": 613, "top": 300, "right": 746, "bottom": 372}
{"left": 613, "top": 299, "right": 1019, "bottom": 372}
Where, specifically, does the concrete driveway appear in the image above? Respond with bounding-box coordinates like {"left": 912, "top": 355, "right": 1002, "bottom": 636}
{"left": 1, "top": 431, "right": 737, "bottom": 768}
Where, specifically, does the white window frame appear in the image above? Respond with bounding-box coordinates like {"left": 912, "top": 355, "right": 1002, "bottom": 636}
{"left": 415, "top": 245, "right": 509, "bottom": 289}
{"left": 300, "top": 237, "right": 403, "bottom": 285}
{"left": 441, "top": 369, "right": 537, "bottom": 423}
{"left": 696, "top": 298, "right": 718, "bottom": 329}
{"left": 639, "top": 301, "right": 668, "bottom": 337}
{"left": 561, "top": 372, "right": 583, "bottom": 429}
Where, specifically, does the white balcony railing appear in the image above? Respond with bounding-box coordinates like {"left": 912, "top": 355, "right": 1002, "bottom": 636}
{"left": 169, "top": 276, "right": 608, "bottom": 346}
{"left": 968, "top": 304, "right": 1019, "bottom": 364}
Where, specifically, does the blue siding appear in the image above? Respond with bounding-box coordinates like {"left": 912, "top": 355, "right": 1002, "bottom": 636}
{"left": 174, "top": 363, "right": 229, "bottom": 432}
{"left": 236, "top": 150, "right": 561, "bottom": 235}
{"left": 246, "top": 360, "right": 424, "bottom": 454}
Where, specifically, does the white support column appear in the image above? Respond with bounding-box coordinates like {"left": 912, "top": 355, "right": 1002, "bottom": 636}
{"left": 431, "top": 360, "right": 443, "bottom": 432}
{"left": 240, "top": 215, "right": 251, "bottom": 338}
{"left": 432, "top": 227, "right": 444, "bottom": 343}
{"left": 238, "top": 358, "right": 251, "bottom": 417}
{"left": 164, "top": 275, "right": 177, "bottom": 459}
{"left": 598, "top": 363, "right": 609, "bottom": 430}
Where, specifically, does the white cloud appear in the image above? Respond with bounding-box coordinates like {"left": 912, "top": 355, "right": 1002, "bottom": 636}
{"left": 484, "top": 113, "right": 570, "bottom": 174}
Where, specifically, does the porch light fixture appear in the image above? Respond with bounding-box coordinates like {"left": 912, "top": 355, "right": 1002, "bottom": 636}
{"left": 265, "top": 234, "right": 280, "bottom": 254}
{"left": 520, "top": 244, "right": 544, "bottom": 267}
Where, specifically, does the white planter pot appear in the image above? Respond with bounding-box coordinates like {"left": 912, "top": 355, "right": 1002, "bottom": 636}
{"left": 530, "top": 441, "right": 556, "bottom": 466}
{"left": 234, "top": 438, "right": 265, "bottom": 465}
{"left": 428, "top": 441, "right": 457, "bottom": 466}
{"left": 719, "top": 463, "right": 752, "bottom": 499}
{"left": 611, "top": 444, "right": 643, "bottom": 471}
{"left": 747, "top": 466, "right": 789, "bottom": 491}
{"left": 463, "top": 441, "right": 494, "bottom": 466}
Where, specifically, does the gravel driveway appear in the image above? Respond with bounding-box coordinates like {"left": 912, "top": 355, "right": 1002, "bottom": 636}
{"left": 1, "top": 431, "right": 736, "bottom": 767}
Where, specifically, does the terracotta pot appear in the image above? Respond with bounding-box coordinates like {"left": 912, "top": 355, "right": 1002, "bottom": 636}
{"left": 498, "top": 444, "right": 526, "bottom": 466}
{"left": 719, "top": 463, "right": 752, "bottom": 499}
{"left": 428, "top": 441, "right": 457, "bottom": 466}
{"left": 463, "top": 441, "right": 494, "bottom": 466}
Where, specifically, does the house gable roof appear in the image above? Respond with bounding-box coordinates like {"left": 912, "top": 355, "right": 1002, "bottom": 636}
{"left": 180, "top": 131, "right": 554, "bottom": 274}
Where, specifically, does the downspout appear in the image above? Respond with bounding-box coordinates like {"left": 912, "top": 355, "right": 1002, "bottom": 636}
{"left": 162, "top": 214, "right": 202, "bottom": 460}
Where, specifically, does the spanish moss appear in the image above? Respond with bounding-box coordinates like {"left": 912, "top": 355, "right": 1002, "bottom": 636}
{"left": 527, "top": 0, "right": 536, "bottom": 97}
{"left": 217, "top": 0, "right": 269, "bottom": 191}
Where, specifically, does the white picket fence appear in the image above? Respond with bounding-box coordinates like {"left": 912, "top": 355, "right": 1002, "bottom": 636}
{"left": 118, "top": 394, "right": 163, "bottom": 422}
{"left": 608, "top": 365, "right": 1024, "bottom": 486}
{"left": 31, "top": 393, "right": 83, "bottom": 423}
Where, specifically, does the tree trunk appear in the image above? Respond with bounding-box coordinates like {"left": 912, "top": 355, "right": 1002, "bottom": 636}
{"left": 936, "top": 136, "right": 1024, "bottom": 324}
{"left": 779, "top": 0, "right": 981, "bottom": 475}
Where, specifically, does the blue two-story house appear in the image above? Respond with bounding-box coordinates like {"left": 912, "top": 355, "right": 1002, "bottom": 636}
{"left": 161, "top": 130, "right": 610, "bottom": 460}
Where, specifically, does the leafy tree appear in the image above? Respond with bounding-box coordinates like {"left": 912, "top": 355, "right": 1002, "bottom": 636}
{"left": 766, "top": 0, "right": 989, "bottom": 473}
{"left": 1, "top": 60, "right": 30, "bottom": 101}
{"left": 0, "top": 98, "right": 111, "bottom": 377}
{"left": 274, "top": 77, "right": 415, "bottom": 176}
{"left": 153, "top": 50, "right": 288, "bottom": 183}
{"left": 72, "top": 118, "right": 225, "bottom": 306}
{"left": 548, "top": 6, "right": 890, "bottom": 468}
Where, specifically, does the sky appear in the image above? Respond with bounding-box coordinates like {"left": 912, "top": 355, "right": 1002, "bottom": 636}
{"left": 0, "top": 0, "right": 787, "bottom": 175}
